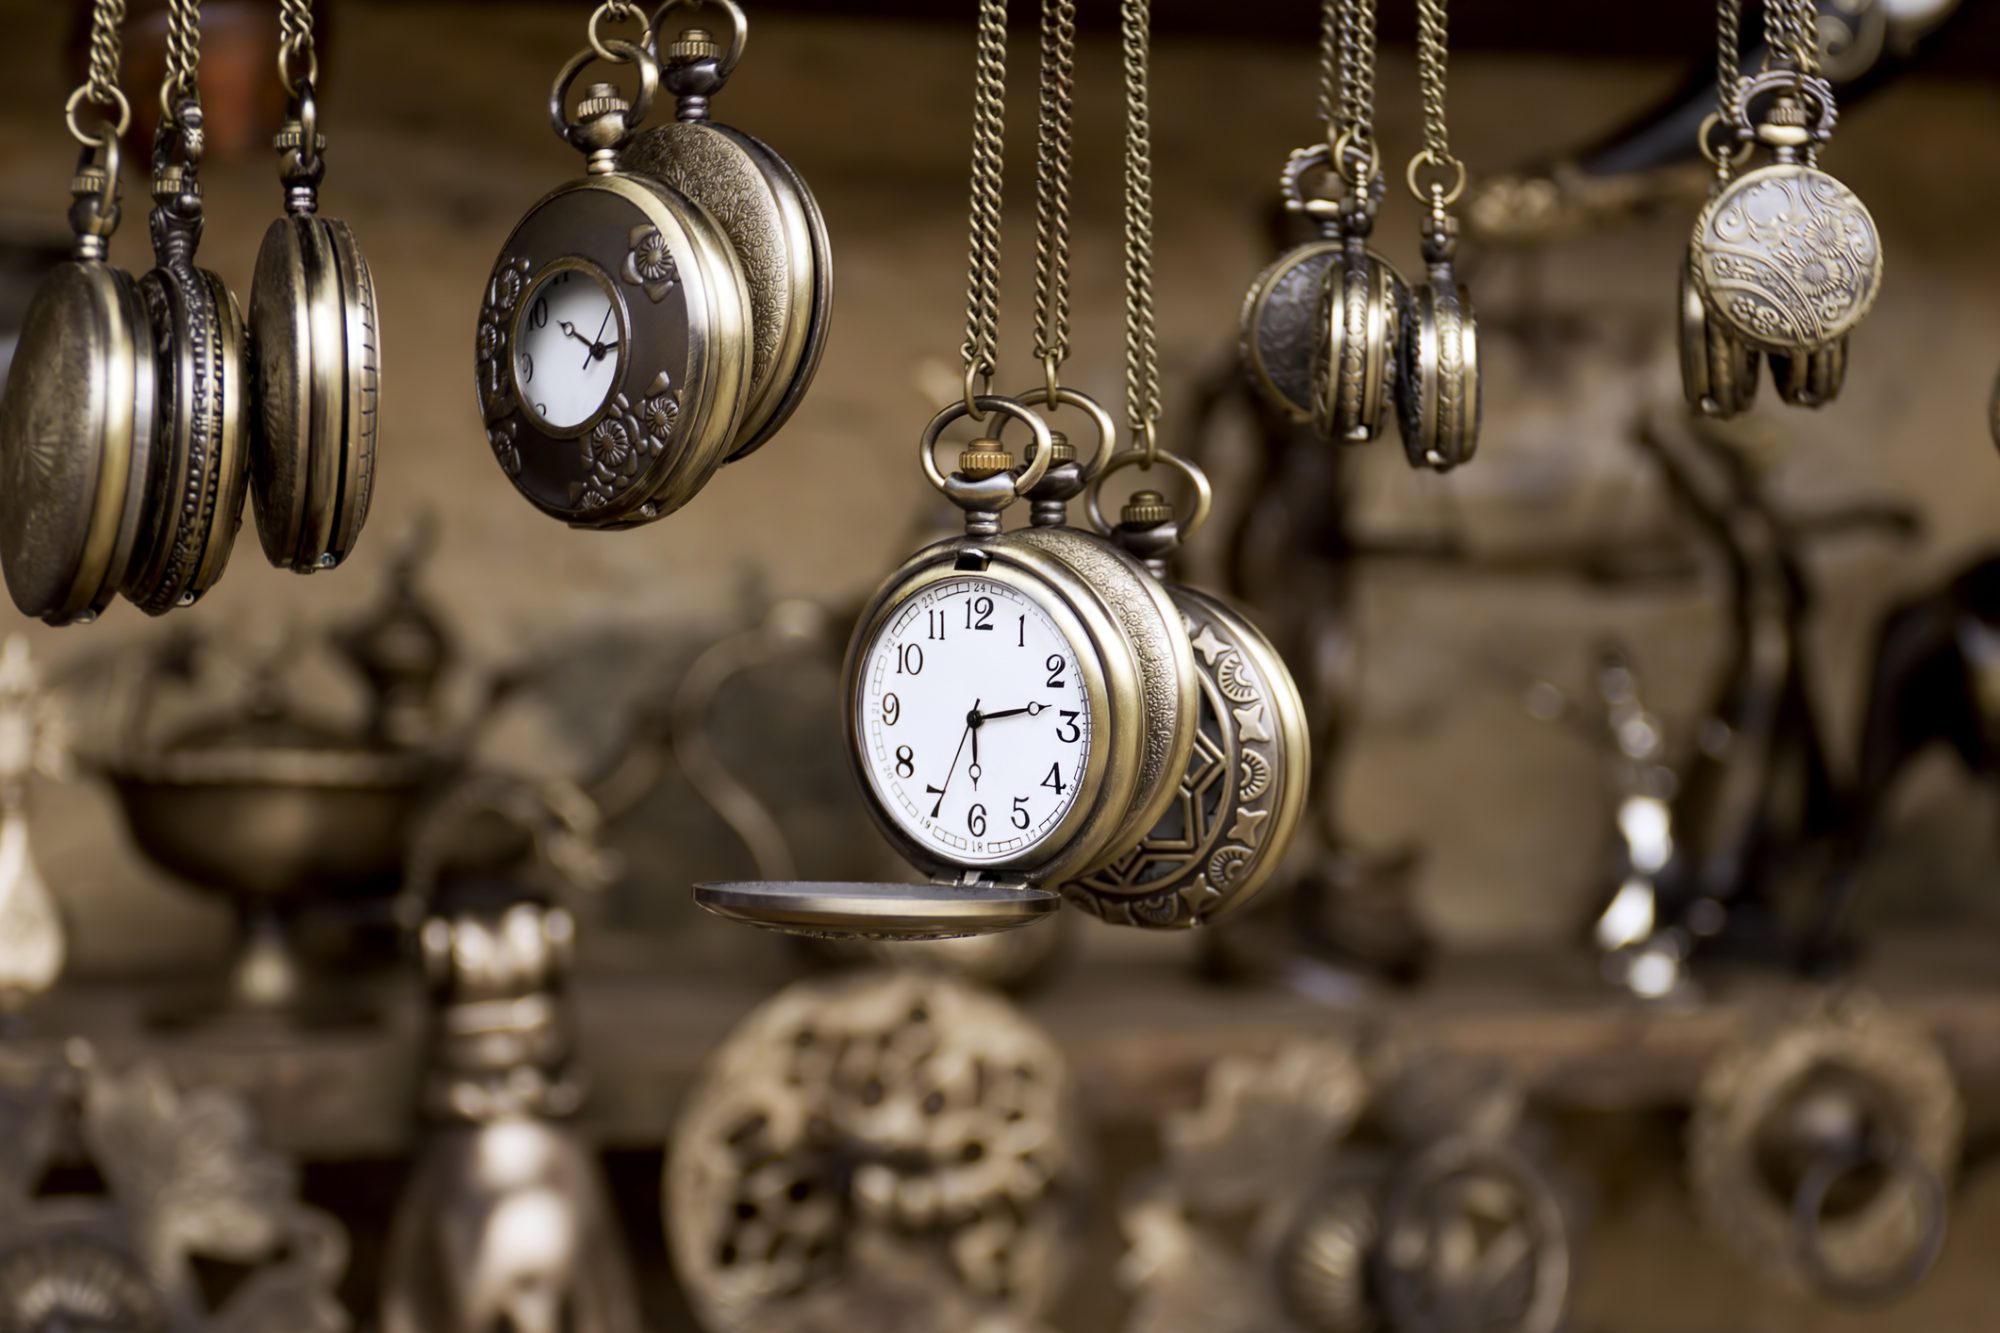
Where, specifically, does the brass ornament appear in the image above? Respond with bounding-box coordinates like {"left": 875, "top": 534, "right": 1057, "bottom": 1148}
{"left": 476, "top": 20, "right": 753, "bottom": 529}
{"left": 1771, "top": 334, "right": 1848, "bottom": 408}
{"left": 1679, "top": 250, "right": 1760, "bottom": 418}
{"left": 248, "top": 15, "right": 381, "bottom": 574}
{"left": 1310, "top": 219, "right": 1404, "bottom": 445}
{"left": 0, "top": 0, "right": 154, "bottom": 626}
{"left": 620, "top": 5, "right": 832, "bottom": 461}
{"left": 667, "top": 969, "right": 1088, "bottom": 1332}
{"left": 1688, "top": 994, "right": 1960, "bottom": 1302}
{"left": 1239, "top": 147, "right": 1346, "bottom": 423}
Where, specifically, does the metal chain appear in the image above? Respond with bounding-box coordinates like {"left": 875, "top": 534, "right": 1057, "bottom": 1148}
{"left": 1334, "top": 0, "right": 1376, "bottom": 180}
{"left": 1789, "top": 0, "right": 1822, "bottom": 77}
{"left": 66, "top": 0, "right": 130, "bottom": 148}
{"left": 161, "top": 0, "right": 201, "bottom": 118}
{"left": 278, "top": 0, "right": 318, "bottom": 97}
{"left": 1715, "top": 0, "right": 1742, "bottom": 112}
{"left": 1120, "top": 0, "right": 1159, "bottom": 457}
{"left": 1413, "top": 0, "right": 1455, "bottom": 169}
{"left": 1760, "top": 0, "right": 1820, "bottom": 77}
{"left": 960, "top": 0, "right": 1010, "bottom": 408}
{"left": 1316, "top": 0, "right": 1339, "bottom": 137}
{"left": 1032, "top": 0, "right": 1076, "bottom": 383}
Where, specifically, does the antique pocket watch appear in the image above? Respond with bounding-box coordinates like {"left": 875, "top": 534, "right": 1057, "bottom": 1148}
{"left": 248, "top": 5, "right": 380, "bottom": 573}
{"left": 1239, "top": 146, "right": 1348, "bottom": 424}
{"left": 476, "top": 17, "right": 752, "bottom": 529}
{"left": 619, "top": 1, "right": 831, "bottom": 463}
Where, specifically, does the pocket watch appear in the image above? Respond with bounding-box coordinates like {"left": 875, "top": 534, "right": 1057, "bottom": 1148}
{"left": 1239, "top": 146, "right": 1346, "bottom": 424}
{"left": 1309, "top": 181, "right": 1404, "bottom": 446}
{"left": 619, "top": 2, "right": 831, "bottom": 462}
{"left": 0, "top": 139, "right": 156, "bottom": 626}
{"left": 249, "top": 5, "right": 380, "bottom": 573}
{"left": 1770, "top": 336, "right": 1846, "bottom": 408}
{"left": 476, "top": 16, "right": 751, "bottom": 529}
{"left": 122, "top": 104, "right": 252, "bottom": 616}
{"left": 1062, "top": 453, "right": 1311, "bottom": 928}
{"left": 1679, "top": 247, "right": 1760, "bottom": 419}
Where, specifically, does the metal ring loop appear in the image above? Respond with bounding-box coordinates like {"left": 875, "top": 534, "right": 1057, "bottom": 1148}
{"left": 1695, "top": 110, "right": 1755, "bottom": 169}
{"left": 64, "top": 85, "right": 131, "bottom": 148}
{"left": 1280, "top": 142, "right": 1337, "bottom": 211}
{"left": 1406, "top": 149, "right": 1467, "bottom": 208}
{"left": 962, "top": 361, "right": 994, "bottom": 421}
{"left": 1041, "top": 353, "right": 1063, "bottom": 408}
{"left": 1005, "top": 384, "right": 1115, "bottom": 483}
{"left": 294, "top": 81, "right": 319, "bottom": 166}
{"left": 1086, "top": 447, "right": 1213, "bottom": 543}
{"left": 589, "top": 2, "right": 654, "bottom": 65}
{"left": 1377, "top": 1137, "right": 1570, "bottom": 1333}
{"left": 549, "top": 38, "right": 660, "bottom": 148}
{"left": 919, "top": 396, "right": 1054, "bottom": 504}
{"left": 1330, "top": 126, "right": 1380, "bottom": 189}
{"left": 1730, "top": 68, "right": 1839, "bottom": 140}
{"left": 649, "top": 0, "right": 748, "bottom": 78}
{"left": 278, "top": 31, "right": 319, "bottom": 100}
{"left": 1792, "top": 1143, "right": 1949, "bottom": 1304}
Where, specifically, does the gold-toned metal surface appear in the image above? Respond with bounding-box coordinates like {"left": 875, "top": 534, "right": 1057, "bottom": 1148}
{"left": 695, "top": 879, "right": 1060, "bottom": 940}
{"left": 1690, "top": 163, "right": 1883, "bottom": 353}
{"left": 1063, "top": 585, "right": 1309, "bottom": 928}
{"left": 1689, "top": 993, "right": 1961, "bottom": 1302}
{"left": 1771, "top": 334, "right": 1848, "bottom": 408}
{"left": 1679, "top": 251, "right": 1760, "bottom": 418}
{"left": 0, "top": 1048, "right": 349, "bottom": 1331}
{"left": 668, "top": 969, "right": 1087, "bottom": 1332}
{"left": 1311, "top": 242, "right": 1403, "bottom": 444}
{"left": 622, "top": 11, "right": 831, "bottom": 460}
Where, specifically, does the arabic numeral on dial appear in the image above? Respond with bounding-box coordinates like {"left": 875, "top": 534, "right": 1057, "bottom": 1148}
{"left": 1017, "top": 614, "right": 1025, "bottom": 647}
{"left": 927, "top": 610, "right": 946, "bottom": 641}
{"left": 966, "top": 595, "right": 994, "bottom": 630}
{"left": 1046, "top": 654, "right": 1066, "bottom": 689}
{"left": 882, "top": 692, "right": 900, "bottom": 726}
{"left": 530, "top": 295, "right": 548, "bottom": 328}
{"left": 968, "top": 804, "right": 987, "bottom": 837}
{"left": 897, "top": 643, "right": 923, "bottom": 675}
{"left": 1011, "top": 796, "right": 1030, "bottom": 829}
{"left": 895, "top": 745, "right": 915, "bottom": 778}
{"left": 520, "top": 351, "right": 534, "bottom": 383}
{"left": 1041, "top": 763, "right": 1065, "bottom": 794}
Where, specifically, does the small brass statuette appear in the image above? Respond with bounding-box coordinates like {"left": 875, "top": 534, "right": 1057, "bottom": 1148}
{"left": 1122, "top": 1037, "right": 1570, "bottom": 1333}
{"left": 0, "top": 1046, "right": 349, "bottom": 1332}
{"left": 1689, "top": 993, "right": 1960, "bottom": 1303}
{"left": 383, "top": 773, "right": 641, "bottom": 1333}
{"left": 668, "top": 969, "right": 1088, "bottom": 1331}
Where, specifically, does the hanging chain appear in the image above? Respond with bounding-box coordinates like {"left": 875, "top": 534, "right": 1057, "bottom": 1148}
{"left": 1032, "top": 0, "right": 1076, "bottom": 392}
{"left": 960, "top": 0, "right": 1010, "bottom": 413}
{"left": 1715, "top": 0, "right": 1742, "bottom": 111}
{"left": 1789, "top": 0, "right": 1821, "bottom": 78}
{"left": 1120, "top": 0, "right": 1159, "bottom": 460}
{"left": 1316, "top": 0, "right": 1339, "bottom": 138}
{"left": 161, "top": 0, "right": 202, "bottom": 119}
{"left": 1408, "top": 0, "right": 1462, "bottom": 201}
{"left": 65, "top": 0, "right": 131, "bottom": 148}
{"left": 1761, "top": 0, "right": 1820, "bottom": 78}
{"left": 1332, "top": 0, "right": 1377, "bottom": 184}
{"left": 278, "top": 0, "right": 318, "bottom": 97}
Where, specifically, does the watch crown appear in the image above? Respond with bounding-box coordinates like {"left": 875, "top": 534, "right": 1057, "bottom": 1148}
{"left": 1120, "top": 489, "right": 1175, "bottom": 526}
{"left": 577, "top": 81, "right": 632, "bottom": 122}
{"left": 1756, "top": 94, "right": 1813, "bottom": 148}
{"left": 70, "top": 164, "right": 110, "bottom": 198}
{"left": 957, "top": 438, "right": 1015, "bottom": 481}
{"left": 667, "top": 26, "right": 722, "bottom": 66}
{"left": 1043, "top": 430, "right": 1077, "bottom": 465}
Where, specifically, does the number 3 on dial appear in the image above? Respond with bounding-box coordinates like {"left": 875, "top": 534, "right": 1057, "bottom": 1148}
{"left": 856, "top": 575, "right": 1092, "bottom": 865}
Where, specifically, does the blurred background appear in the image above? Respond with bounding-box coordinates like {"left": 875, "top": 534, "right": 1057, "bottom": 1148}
{"left": 2, "top": 1, "right": 2000, "bottom": 1331}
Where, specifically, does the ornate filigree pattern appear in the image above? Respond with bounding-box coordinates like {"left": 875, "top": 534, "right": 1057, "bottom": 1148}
{"left": 1692, "top": 166, "right": 1882, "bottom": 351}
{"left": 622, "top": 225, "right": 681, "bottom": 303}
{"left": 572, "top": 382, "right": 682, "bottom": 513}
{"left": 474, "top": 257, "right": 531, "bottom": 422}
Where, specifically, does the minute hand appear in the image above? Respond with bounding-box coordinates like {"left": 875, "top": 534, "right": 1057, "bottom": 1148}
{"left": 981, "top": 703, "right": 1047, "bottom": 721}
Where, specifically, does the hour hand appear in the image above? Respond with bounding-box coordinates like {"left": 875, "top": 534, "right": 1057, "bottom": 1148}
{"left": 981, "top": 702, "right": 1047, "bottom": 721}
{"left": 557, "top": 320, "right": 595, "bottom": 348}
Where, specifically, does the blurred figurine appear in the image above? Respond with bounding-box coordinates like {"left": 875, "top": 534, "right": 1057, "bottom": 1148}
{"left": 381, "top": 774, "right": 639, "bottom": 1333}
{"left": 0, "top": 637, "right": 68, "bottom": 1018}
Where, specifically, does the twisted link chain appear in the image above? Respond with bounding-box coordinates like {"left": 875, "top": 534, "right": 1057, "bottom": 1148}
{"left": 960, "top": 0, "right": 1010, "bottom": 396}
{"left": 1414, "top": 0, "right": 1454, "bottom": 165}
{"left": 1032, "top": 0, "right": 1076, "bottom": 377}
{"left": 1760, "top": 0, "right": 1821, "bottom": 78}
{"left": 1120, "top": 0, "right": 1159, "bottom": 456}
{"left": 81, "top": 0, "right": 127, "bottom": 111}
{"left": 278, "top": 0, "right": 318, "bottom": 95}
{"left": 1316, "top": 0, "right": 1338, "bottom": 137}
{"left": 163, "top": 0, "right": 201, "bottom": 114}
{"left": 1335, "top": 0, "right": 1376, "bottom": 175}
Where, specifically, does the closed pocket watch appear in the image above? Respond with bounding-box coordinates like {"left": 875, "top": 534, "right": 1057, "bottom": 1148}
{"left": 476, "top": 14, "right": 751, "bottom": 529}
{"left": 0, "top": 122, "right": 156, "bottom": 625}
{"left": 1310, "top": 186, "right": 1403, "bottom": 446}
{"left": 1239, "top": 146, "right": 1347, "bottom": 424}
{"left": 620, "top": 1, "right": 831, "bottom": 463}
{"left": 123, "top": 104, "right": 252, "bottom": 616}
{"left": 1679, "top": 246, "right": 1760, "bottom": 418}
{"left": 249, "top": 4, "right": 380, "bottom": 572}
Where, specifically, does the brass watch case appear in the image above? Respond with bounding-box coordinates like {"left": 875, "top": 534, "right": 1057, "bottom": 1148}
{"left": 1310, "top": 245, "right": 1404, "bottom": 444}
{"left": 249, "top": 214, "right": 379, "bottom": 571}
{"left": 621, "top": 120, "right": 830, "bottom": 462}
{"left": 476, "top": 172, "right": 752, "bottom": 528}
{"left": 0, "top": 261, "right": 157, "bottom": 624}
{"left": 1002, "top": 524, "right": 1199, "bottom": 859}
{"left": 1679, "top": 253, "right": 1760, "bottom": 419}
{"left": 1062, "top": 586, "right": 1309, "bottom": 928}
{"left": 841, "top": 535, "right": 1140, "bottom": 889}
{"left": 124, "top": 256, "right": 250, "bottom": 615}
{"left": 1396, "top": 277, "right": 1481, "bottom": 470}
{"left": 1771, "top": 336, "right": 1847, "bottom": 409}
{"left": 1240, "top": 238, "right": 1342, "bottom": 423}
{"left": 1689, "top": 163, "right": 1883, "bottom": 354}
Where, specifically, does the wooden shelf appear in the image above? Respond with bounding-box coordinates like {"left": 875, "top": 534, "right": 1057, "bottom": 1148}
{"left": 11, "top": 930, "right": 2000, "bottom": 1159}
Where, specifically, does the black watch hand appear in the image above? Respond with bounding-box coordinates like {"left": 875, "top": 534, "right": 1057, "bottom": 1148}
{"left": 557, "top": 320, "right": 594, "bottom": 349}
{"left": 981, "top": 702, "right": 1048, "bottom": 721}
{"left": 583, "top": 305, "right": 615, "bottom": 370}
{"left": 925, "top": 700, "right": 982, "bottom": 817}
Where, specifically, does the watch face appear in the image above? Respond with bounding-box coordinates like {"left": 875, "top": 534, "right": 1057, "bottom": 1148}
{"left": 511, "top": 262, "right": 627, "bottom": 435}
{"left": 857, "top": 575, "right": 1092, "bottom": 866}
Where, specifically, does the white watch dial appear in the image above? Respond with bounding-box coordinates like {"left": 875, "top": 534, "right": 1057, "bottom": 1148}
{"left": 513, "top": 265, "right": 625, "bottom": 432}
{"left": 858, "top": 575, "right": 1092, "bottom": 865}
